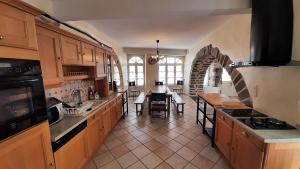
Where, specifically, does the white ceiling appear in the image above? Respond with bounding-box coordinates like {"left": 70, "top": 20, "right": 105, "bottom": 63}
{"left": 45, "top": 0, "right": 251, "bottom": 49}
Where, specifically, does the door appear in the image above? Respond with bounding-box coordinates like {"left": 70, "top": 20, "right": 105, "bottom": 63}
{"left": 231, "top": 125, "right": 264, "bottom": 169}
{"left": 95, "top": 47, "right": 106, "bottom": 78}
{"left": 215, "top": 113, "right": 233, "bottom": 160}
{"left": 0, "top": 121, "right": 55, "bottom": 169}
{"left": 36, "top": 26, "right": 63, "bottom": 87}
{"left": 60, "top": 35, "right": 82, "bottom": 65}
{"left": 0, "top": 3, "right": 37, "bottom": 50}
{"left": 54, "top": 129, "right": 89, "bottom": 169}
{"left": 81, "top": 42, "right": 96, "bottom": 66}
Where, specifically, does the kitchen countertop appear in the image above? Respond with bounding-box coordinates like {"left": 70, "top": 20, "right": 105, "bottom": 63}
{"left": 218, "top": 109, "right": 300, "bottom": 144}
{"left": 50, "top": 93, "right": 122, "bottom": 142}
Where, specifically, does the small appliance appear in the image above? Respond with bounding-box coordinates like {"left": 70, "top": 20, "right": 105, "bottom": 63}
{"left": 46, "top": 97, "right": 65, "bottom": 126}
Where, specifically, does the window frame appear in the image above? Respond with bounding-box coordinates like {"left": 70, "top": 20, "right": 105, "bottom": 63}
{"left": 158, "top": 56, "right": 184, "bottom": 85}
{"left": 127, "top": 55, "right": 145, "bottom": 86}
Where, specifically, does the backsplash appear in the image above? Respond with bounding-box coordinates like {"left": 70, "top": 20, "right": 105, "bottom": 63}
{"left": 45, "top": 80, "right": 95, "bottom": 102}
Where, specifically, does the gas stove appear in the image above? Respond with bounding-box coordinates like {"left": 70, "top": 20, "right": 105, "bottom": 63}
{"left": 238, "top": 117, "right": 296, "bottom": 130}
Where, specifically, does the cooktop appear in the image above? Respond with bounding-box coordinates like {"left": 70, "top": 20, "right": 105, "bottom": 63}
{"left": 222, "top": 109, "right": 268, "bottom": 117}
{"left": 238, "top": 117, "right": 296, "bottom": 130}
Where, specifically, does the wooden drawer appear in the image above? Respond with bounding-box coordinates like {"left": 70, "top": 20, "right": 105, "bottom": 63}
{"left": 234, "top": 122, "right": 264, "bottom": 151}
{"left": 216, "top": 111, "right": 233, "bottom": 127}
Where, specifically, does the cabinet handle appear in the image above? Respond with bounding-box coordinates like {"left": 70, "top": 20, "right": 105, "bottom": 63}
{"left": 82, "top": 52, "right": 85, "bottom": 56}
{"left": 49, "top": 162, "right": 54, "bottom": 167}
{"left": 57, "top": 57, "right": 61, "bottom": 60}
{"left": 0, "top": 35, "right": 4, "bottom": 40}
{"left": 222, "top": 116, "right": 225, "bottom": 120}
{"left": 241, "top": 131, "right": 248, "bottom": 137}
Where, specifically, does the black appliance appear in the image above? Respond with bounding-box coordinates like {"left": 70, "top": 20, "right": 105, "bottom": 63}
{"left": 52, "top": 120, "right": 87, "bottom": 152}
{"left": 238, "top": 117, "right": 296, "bottom": 130}
{"left": 230, "top": 0, "right": 294, "bottom": 67}
{"left": 222, "top": 109, "right": 268, "bottom": 117}
{"left": 0, "top": 59, "right": 47, "bottom": 141}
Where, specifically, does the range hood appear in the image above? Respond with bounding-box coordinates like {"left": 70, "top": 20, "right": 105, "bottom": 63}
{"left": 230, "top": 0, "right": 294, "bottom": 67}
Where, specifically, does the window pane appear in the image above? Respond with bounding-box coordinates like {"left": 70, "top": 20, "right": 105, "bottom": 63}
{"left": 159, "top": 66, "right": 165, "bottom": 71}
{"left": 137, "top": 73, "right": 143, "bottom": 78}
{"left": 129, "top": 66, "right": 135, "bottom": 72}
{"left": 168, "top": 72, "right": 174, "bottom": 78}
{"left": 129, "top": 78, "right": 135, "bottom": 82}
{"left": 136, "top": 57, "right": 143, "bottom": 63}
{"left": 176, "top": 72, "right": 182, "bottom": 77}
{"left": 167, "top": 66, "right": 174, "bottom": 72}
{"left": 137, "top": 66, "right": 143, "bottom": 73}
{"left": 176, "top": 65, "right": 182, "bottom": 71}
{"left": 158, "top": 58, "right": 166, "bottom": 64}
{"left": 175, "top": 58, "right": 183, "bottom": 64}
{"left": 137, "top": 79, "right": 144, "bottom": 85}
{"left": 167, "top": 57, "right": 175, "bottom": 63}
{"left": 129, "top": 73, "right": 136, "bottom": 79}
{"left": 167, "top": 78, "right": 174, "bottom": 84}
{"left": 159, "top": 77, "right": 165, "bottom": 82}
{"left": 129, "top": 56, "right": 143, "bottom": 64}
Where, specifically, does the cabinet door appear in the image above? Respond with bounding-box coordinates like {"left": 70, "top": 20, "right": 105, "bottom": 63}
{"left": 215, "top": 114, "right": 233, "bottom": 160}
{"left": 60, "top": 35, "right": 82, "bottom": 65}
{"left": 54, "top": 129, "right": 89, "bottom": 169}
{"left": 231, "top": 125, "right": 264, "bottom": 169}
{"left": 103, "top": 108, "right": 111, "bottom": 137}
{"left": 110, "top": 102, "right": 117, "bottom": 127}
{"left": 0, "top": 3, "right": 37, "bottom": 50}
{"left": 81, "top": 42, "right": 96, "bottom": 66}
{"left": 87, "top": 115, "right": 102, "bottom": 157}
{"left": 116, "top": 98, "right": 123, "bottom": 120}
{"left": 36, "top": 26, "right": 63, "bottom": 87}
{"left": 0, "top": 122, "right": 55, "bottom": 169}
{"left": 95, "top": 48, "right": 106, "bottom": 78}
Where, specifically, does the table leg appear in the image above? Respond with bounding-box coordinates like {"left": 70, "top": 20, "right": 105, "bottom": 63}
{"left": 211, "top": 108, "right": 216, "bottom": 147}
{"left": 202, "top": 102, "right": 207, "bottom": 134}
{"left": 167, "top": 97, "right": 171, "bottom": 116}
{"left": 196, "top": 96, "right": 199, "bottom": 124}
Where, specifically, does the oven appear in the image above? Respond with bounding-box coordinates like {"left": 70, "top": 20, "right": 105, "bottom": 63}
{"left": 0, "top": 59, "right": 47, "bottom": 141}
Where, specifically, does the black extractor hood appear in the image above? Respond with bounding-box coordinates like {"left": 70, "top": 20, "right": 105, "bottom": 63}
{"left": 230, "top": 0, "right": 294, "bottom": 67}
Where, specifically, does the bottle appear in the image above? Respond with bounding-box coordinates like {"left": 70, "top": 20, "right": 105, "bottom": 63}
{"left": 94, "top": 91, "right": 100, "bottom": 100}
{"left": 88, "top": 87, "right": 95, "bottom": 100}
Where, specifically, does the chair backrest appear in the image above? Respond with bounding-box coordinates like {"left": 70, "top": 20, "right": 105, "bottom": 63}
{"left": 177, "top": 80, "right": 184, "bottom": 85}
{"left": 150, "top": 93, "right": 167, "bottom": 102}
{"left": 129, "top": 81, "right": 136, "bottom": 87}
{"left": 155, "top": 81, "right": 163, "bottom": 86}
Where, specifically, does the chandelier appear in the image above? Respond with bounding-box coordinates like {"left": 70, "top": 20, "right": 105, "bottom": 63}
{"left": 148, "top": 40, "right": 165, "bottom": 65}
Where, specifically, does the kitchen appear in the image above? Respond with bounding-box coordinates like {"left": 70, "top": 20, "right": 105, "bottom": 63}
{"left": 1, "top": 0, "right": 300, "bottom": 169}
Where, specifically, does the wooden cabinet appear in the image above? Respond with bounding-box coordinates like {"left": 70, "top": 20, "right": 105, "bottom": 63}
{"left": 95, "top": 47, "right": 106, "bottom": 78}
{"left": 110, "top": 101, "right": 117, "bottom": 127}
{"left": 116, "top": 97, "right": 123, "bottom": 120}
{"left": 81, "top": 42, "right": 96, "bottom": 66}
{"left": 215, "top": 113, "right": 233, "bottom": 160}
{"left": 86, "top": 112, "right": 104, "bottom": 157}
{"left": 36, "top": 26, "right": 63, "bottom": 88}
{"left": 60, "top": 35, "right": 82, "bottom": 65}
{"left": 231, "top": 124, "right": 264, "bottom": 169}
{"left": 103, "top": 106, "right": 112, "bottom": 137}
{"left": 0, "top": 121, "right": 55, "bottom": 169}
{"left": 0, "top": 1, "right": 40, "bottom": 60}
{"left": 54, "top": 129, "right": 89, "bottom": 169}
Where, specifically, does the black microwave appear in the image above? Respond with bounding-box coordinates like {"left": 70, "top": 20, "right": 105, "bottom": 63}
{"left": 0, "top": 59, "right": 47, "bottom": 141}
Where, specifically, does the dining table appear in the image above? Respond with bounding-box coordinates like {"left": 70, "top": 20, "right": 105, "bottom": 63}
{"left": 147, "top": 85, "right": 173, "bottom": 115}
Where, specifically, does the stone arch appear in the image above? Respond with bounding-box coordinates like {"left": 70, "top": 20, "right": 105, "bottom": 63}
{"left": 111, "top": 52, "right": 124, "bottom": 88}
{"left": 189, "top": 45, "right": 253, "bottom": 107}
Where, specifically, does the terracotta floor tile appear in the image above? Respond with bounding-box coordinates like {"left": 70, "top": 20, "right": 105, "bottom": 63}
{"left": 105, "top": 138, "right": 123, "bottom": 150}
{"left": 166, "top": 153, "right": 189, "bottom": 169}
{"left": 144, "top": 139, "right": 163, "bottom": 151}
{"left": 99, "top": 160, "right": 122, "bottom": 169}
{"left": 136, "top": 134, "right": 152, "bottom": 143}
{"left": 147, "top": 130, "right": 162, "bottom": 138}
{"left": 155, "top": 135, "right": 172, "bottom": 144}
{"left": 184, "top": 163, "right": 199, "bottom": 169}
{"left": 166, "top": 140, "right": 183, "bottom": 152}
{"left": 199, "top": 146, "right": 221, "bottom": 163}
{"left": 155, "top": 162, "right": 173, "bottom": 169}
{"left": 164, "top": 130, "right": 181, "bottom": 139}
{"left": 153, "top": 146, "right": 175, "bottom": 160}
{"left": 113, "top": 129, "right": 128, "bottom": 137}
{"left": 132, "top": 145, "right": 151, "bottom": 159}
{"left": 177, "top": 147, "right": 197, "bottom": 161}
{"left": 174, "top": 135, "right": 191, "bottom": 145}
{"left": 131, "top": 129, "right": 145, "bottom": 138}
{"left": 125, "top": 139, "right": 142, "bottom": 150}
{"left": 127, "top": 161, "right": 147, "bottom": 169}
{"left": 93, "top": 151, "right": 114, "bottom": 168}
{"left": 141, "top": 152, "right": 163, "bottom": 169}
{"left": 185, "top": 140, "right": 206, "bottom": 153}
{"left": 191, "top": 154, "right": 215, "bottom": 169}
{"left": 117, "top": 152, "right": 139, "bottom": 168}
{"left": 117, "top": 133, "right": 135, "bottom": 143}
{"left": 85, "top": 160, "right": 97, "bottom": 169}
{"left": 110, "top": 145, "right": 130, "bottom": 158}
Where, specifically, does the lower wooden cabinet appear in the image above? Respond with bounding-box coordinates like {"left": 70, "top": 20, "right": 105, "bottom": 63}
{"left": 103, "top": 105, "right": 112, "bottom": 137}
{"left": 86, "top": 112, "right": 104, "bottom": 156}
{"left": 0, "top": 121, "right": 55, "bottom": 169}
{"left": 54, "top": 129, "right": 89, "bottom": 169}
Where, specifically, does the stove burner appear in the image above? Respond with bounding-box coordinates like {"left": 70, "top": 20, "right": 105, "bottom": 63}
{"left": 239, "top": 117, "right": 296, "bottom": 130}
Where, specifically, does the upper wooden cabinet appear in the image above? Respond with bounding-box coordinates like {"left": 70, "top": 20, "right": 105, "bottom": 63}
{"left": 95, "top": 47, "right": 106, "bottom": 78}
{"left": 60, "top": 35, "right": 82, "bottom": 65}
{"left": 36, "top": 26, "right": 63, "bottom": 88}
{"left": 0, "top": 121, "right": 55, "bottom": 169}
{"left": 0, "top": 1, "right": 40, "bottom": 60}
{"left": 81, "top": 42, "right": 96, "bottom": 66}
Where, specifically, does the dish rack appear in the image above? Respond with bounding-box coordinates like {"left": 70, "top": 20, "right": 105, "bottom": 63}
{"left": 63, "top": 101, "right": 94, "bottom": 116}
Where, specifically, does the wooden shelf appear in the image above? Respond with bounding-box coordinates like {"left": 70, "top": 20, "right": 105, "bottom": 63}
{"left": 64, "top": 75, "right": 91, "bottom": 81}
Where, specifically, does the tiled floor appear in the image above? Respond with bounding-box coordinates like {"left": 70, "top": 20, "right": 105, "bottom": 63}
{"left": 86, "top": 95, "right": 232, "bottom": 169}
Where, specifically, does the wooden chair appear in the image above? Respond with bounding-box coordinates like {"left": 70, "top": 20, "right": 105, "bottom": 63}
{"left": 149, "top": 93, "right": 167, "bottom": 118}
{"left": 173, "top": 80, "right": 184, "bottom": 95}
{"left": 128, "top": 81, "right": 140, "bottom": 99}
{"left": 155, "top": 81, "right": 164, "bottom": 86}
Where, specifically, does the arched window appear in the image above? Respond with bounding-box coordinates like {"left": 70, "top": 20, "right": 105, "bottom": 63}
{"left": 128, "top": 56, "right": 144, "bottom": 86}
{"left": 158, "top": 56, "right": 184, "bottom": 85}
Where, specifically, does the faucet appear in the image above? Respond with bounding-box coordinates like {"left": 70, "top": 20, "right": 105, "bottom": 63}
{"left": 71, "top": 89, "right": 83, "bottom": 107}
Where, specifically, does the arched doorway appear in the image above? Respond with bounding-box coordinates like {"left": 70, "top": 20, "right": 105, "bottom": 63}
{"left": 189, "top": 45, "right": 253, "bottom": 107}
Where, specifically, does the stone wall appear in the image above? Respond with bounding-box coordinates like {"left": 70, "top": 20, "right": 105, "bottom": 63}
{"left": 189, "top": 45, "right": 253, "bottom": 107}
